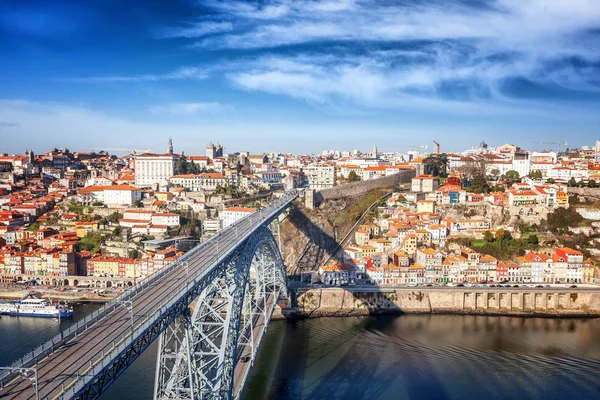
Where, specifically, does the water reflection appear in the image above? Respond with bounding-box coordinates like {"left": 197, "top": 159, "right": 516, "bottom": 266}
{"left": 3, "top": 310, "right": 598, "bottom": 400}
{"left": 244, "top": 315, "right": 600, "bottom": 400}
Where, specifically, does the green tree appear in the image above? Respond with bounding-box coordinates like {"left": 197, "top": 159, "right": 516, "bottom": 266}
{"left": 348, "top": 171, "right": 361, "bottom": 182}
{"left": 527, "top": 234, "right": 539, "bottom": 245}
{"left": 502, "top": 170, "right": 520, "bottom": 185}
{"left": 132, "top": 199, "right": 142, "bottom": 208}
{"left": 437, "top": 153, "right": 449, "bottom": 177}
{"left": 528, "top": 170, "right": 543, "bottom": 179}
{"left": 495, "top": 228, "right": 505, "bottom": 241}
{"left": 107, "top": 211, "right": 120, "bottom": 223}
{"left": 547, "top": 207, "right": 584, "bottom": 233}
{"left": 589, "top": 179, "right": 597, "bottom": 188}
{"left": 175, "top": 152, "right": 189, "bottom": 175}
{"left": 483, "top": 231, "right": 494, "bottom": 242}
{"left": 188, "top": 161, "right": 201, "bottom": 174}
{"left": 568, "top": 177, "right": 577, "bottom": 187}
{"left": 470, "top": 174, "right": 490, "bottom": 194}
{"left": 546, "top": 178, "right": 555, "bottom": 184}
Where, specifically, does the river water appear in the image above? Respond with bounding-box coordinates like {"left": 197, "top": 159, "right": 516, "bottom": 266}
{"left": 1, "top": 305, "right": 599, "bottom": 399}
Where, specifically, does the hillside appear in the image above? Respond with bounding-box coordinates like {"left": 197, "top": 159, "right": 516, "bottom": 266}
{"left": 281, "top": 188, "right": 391, "bottom": 276}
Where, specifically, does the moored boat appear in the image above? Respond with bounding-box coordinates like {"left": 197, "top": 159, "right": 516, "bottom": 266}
{"left": 0, "top": 298, "right": 73, "bottom": 318}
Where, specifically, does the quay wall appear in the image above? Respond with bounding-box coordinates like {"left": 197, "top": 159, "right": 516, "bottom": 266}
{"left": 285, "top": 288, "right": 600, "bottom": 318}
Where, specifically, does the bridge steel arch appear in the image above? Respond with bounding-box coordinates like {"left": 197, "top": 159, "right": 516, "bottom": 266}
{"left": 153, "top": 226, "right": 287, "bottom": 400}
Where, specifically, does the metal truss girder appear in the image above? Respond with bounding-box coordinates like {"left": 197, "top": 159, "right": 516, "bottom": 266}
{"left": 155, "top": 226, "right": 288, "bottom": 400}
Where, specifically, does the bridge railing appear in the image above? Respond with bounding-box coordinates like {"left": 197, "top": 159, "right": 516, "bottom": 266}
{"left": 0, "top": 190, "right": 299, "bottom": 386}
{"left": 61, "top": 190, "right": 299, "bottom": 398}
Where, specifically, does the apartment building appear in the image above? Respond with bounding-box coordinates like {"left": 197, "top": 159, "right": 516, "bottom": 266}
{"left": 134, "top": 153, "right": 177, "bottom": 186}
{"left": 306, "top": 164, "right": 336, "bottom": 189}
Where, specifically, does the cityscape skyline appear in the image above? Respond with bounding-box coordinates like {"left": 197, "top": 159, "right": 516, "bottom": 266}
{"left": 1, "top": 0, "right": 600, "bottom": 154}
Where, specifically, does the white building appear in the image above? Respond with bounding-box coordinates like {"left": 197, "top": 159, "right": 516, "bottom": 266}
{"left": 511, "top": 158, "right": 531, "bottom": 178}
{"left": 151, "top": 213, "right": 180, "bottom": 227}
{"left": 202, "top": 219, "right": 222, "bottom": 232}
{"left": 220, "top": 207, "right": 257, "bottom": 228}
{"left": 169, "top": 173, "right": 228, "bottom": 191}
{"left": 135, "top": 153, "right": 177, "bottom": 186}
{"left": 79, "top": 184, "right": 142, "bottom": 206}
{"left": 306, "top": 164, "right": 336, "bottom": 189}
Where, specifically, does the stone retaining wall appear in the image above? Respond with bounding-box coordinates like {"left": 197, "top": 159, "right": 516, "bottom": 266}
{"left": 307, "top": 170, "right": 415, "bottom": 208}
{"left": 289, "top": 288, "right": 600, "bottom": 317}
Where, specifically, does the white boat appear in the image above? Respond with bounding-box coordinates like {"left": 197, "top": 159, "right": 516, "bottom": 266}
{"left": 0, "top": 298, "right": 74, "bottom": 318}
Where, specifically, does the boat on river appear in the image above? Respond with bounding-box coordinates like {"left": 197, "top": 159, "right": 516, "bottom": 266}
{"left": 0, "top": 297, "right": 73, "bottom": 318}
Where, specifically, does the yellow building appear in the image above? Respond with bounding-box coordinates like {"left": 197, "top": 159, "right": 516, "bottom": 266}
{"left": 416, "top": 200, "right": 436, "bottom": 214}
{"left": 155, "top": 191, "right": 173, "bottom": 202}
{"left": 583, "top": 259, "right": 595, "bottom": 283}
{"left": 76, "top": 222, "right": 99, "bottom": 238}
{"left": 556, "top": 190, "right": 569, "bottom": 207}
{"left": 356, "top": 245, "right": 376, "bottom": 258}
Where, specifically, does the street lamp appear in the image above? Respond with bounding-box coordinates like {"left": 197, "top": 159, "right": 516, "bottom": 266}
{"left": 0, "top": 367, "right": 38, "bottom": 400}
{"left": 116, "top": 300, "right": 134, "bottom": 332}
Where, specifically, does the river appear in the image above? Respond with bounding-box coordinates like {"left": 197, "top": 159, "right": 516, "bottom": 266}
{"left": 1, "top": 305, "right": 599, "bottom": 399}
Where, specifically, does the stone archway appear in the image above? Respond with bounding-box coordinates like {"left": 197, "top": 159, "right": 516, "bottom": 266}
{"left": 63, "top": 279, "right": 70, "bottom": 286}
{"left": 73, "top": 279, "right": 79, "bottom": 287}
{"left": 106, "top": 281, "right": 112, "bottom": 288}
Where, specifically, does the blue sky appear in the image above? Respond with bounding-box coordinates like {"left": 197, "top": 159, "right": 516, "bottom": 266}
{"left": 1, "top": 0, "right": 599, "bottom": 155}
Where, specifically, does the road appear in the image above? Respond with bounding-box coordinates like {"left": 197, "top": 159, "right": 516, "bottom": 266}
{"left": 290, "top": 282, "right": 600, "bottom": 292}
{"left": 232, "top": 293, "right": 276, "bottom": 399}
{"left": 0, "top": 193, "right": 296, "bottom": 400}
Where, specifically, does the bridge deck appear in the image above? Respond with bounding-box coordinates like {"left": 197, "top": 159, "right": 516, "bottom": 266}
{"left": 0, "top": 192, "right": 297, "bottom": 400}
{"left": 232, "top": 293, "right": 276, "bottom": 399}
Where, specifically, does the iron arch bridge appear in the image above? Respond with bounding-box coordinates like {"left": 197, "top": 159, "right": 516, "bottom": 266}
{"left": 0, "top": 190, "right": 299, "bottom": 400}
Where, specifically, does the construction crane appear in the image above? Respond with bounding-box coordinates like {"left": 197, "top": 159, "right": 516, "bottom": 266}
{"left": 89, "top": 148, "right": 152, "bottom": 155}
{"left": 397, "top": 145, "right": 428, "bottom": 154}
{"left": 432, "top": 140, "right": 440, "bottom": 155}
{"left": 532, "top": 142, "right": 567, "bottom": 152}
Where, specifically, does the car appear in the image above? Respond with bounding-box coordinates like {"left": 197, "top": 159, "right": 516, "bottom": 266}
{"left": 570, "top": 285, "right": 578, "bottom": 288}
{"left": 425, "top": 284, "right": 433, "bottom": 287}
{"left": 456, "top": 283, "right": 465, "bottom": 287}
{"left": 505, "top": 284, "right": 512, "bottom": 288}
{"left": 513, "top": 285, "right": 520, "bottom": 288}
{"left": 489, "top": 284, "right": 496, "bottom": 288}
{"left": 536, "top": 285, "right": 544, "bottom": 288}
{"left": 240, "top": 355, "right": 251, "bottom": 363}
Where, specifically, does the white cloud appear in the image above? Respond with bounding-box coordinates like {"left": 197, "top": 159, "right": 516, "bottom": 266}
{"left": 182, "top": 0, "right": 600, "bottom": 110}
{"left": 62, "top": 67, "right": 208, "bottom": 83}
{"left": 156, "top": 21, "right": 233, "bottom": 39}
{"left": 197, "top": 0, "right": 600, "bottom": 54}
{"left": 148, "top": 102, "right": 231, "bottom": 115}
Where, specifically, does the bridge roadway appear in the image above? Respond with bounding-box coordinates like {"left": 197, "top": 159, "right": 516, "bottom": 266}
{"left": 232, "top": 293, "right": 276, "bottom": 399}
{"left": 0, "top": 191, "right": 298, "bottom": 400}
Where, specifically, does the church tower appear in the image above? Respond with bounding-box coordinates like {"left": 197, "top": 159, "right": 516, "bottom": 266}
{"left": 167, "top": 137, "right": 173, "bottom": 154}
